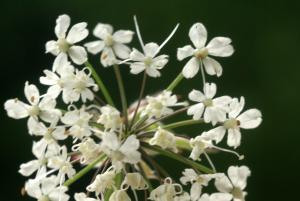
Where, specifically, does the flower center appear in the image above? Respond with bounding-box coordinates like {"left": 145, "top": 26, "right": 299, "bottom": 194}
{"left": 38, "top": 195, "right": 50, "bottom": 201}
{"left": 194, "top": 48, "right": 208, "bottom": 59}
{"left": 144, "top": 57, "right": 153, "bottom": 66}
{"left": 224, "top": 119, "right": 240, "bottom": 129}
{"left": 104, "top": 35, "right": 114, "bottom": 46}
{"left": 203, "top": 98, "right": 213, "bottom": 107}
{"left": 231, "top": 187, "right": 244, "bottom": 199}
{"left": 57, "top": 38, "right": 70, "bottom": 52}
{"left": 28, "top": 105, "right": 40, "bottom": 116}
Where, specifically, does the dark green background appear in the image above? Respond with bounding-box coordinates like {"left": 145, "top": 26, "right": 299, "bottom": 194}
{"left": 1, "top": 0, "right": 299, "bottom": 200}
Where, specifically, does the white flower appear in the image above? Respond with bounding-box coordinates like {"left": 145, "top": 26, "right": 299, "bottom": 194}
{"left": 142, "top": 90, "right": 186, "bottom": 118}
{"left": 97, "top": 105, "right": 122, "bottom": 131}
{"left": 206, "top": 96, "right": 262, "bottom": 148}
{"left": 4, "top": 82, "right": 61, "bottom": 130}
{"left": 149, "top": 178, "right": 183, "bottom": 201}
{"left": 100, "top": 132, "right": 141, "bottom": 169}
{"left": 180, "top": 169, "right": 216, "bottom": 201}
{"left": 61, "top": 106, "right": 93, "bottom": 140}
{"left": 86, "top": 168, "right": 116, "bottom": 195}
{"left": 189, "top": 135, "right": 213, "bottom": 161}
{"left": 46, "top": 14, "right": 88, "bottom": 65}
{"left": 149, "top": 127, "right": 178, "bottom": 152}
{"left": 177, "top": 22, "right": 234, "bottom": 78}
{"left": 121, "top": 172, "right": 148, "bottom": 190}
{"left": 84, "top": 23, "right": 134, "bottom": 67}
{"left": 129, "top": 43, "right": 169, "bottom": 77}
{"left": 187, "top": 83, "right": 231, "bottom": 125}
{"left": 74, "top": 192, "right": 98, "bottom": 201}
{"left": 73, "top": 137, "right": 102, "bottom": 164}
{"left": 40, "top": 54, "right": 76, "bottom": 103}
{"left": 47, "top": 146, "right": 76, "bottom": 182}
{"left": 109, "top": 190, "right": 131, "bottom": 201}
{"left": 25, "top": 175, "right": 69, "bottom": 201}
{"left": 215, "top": 166, "right": 251, "bottom": 201}
{"left": 198, "top": 193, "right": 232, "bottom": 201}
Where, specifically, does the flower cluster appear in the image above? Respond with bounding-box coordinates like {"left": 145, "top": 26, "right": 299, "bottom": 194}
{"left": 4, "top": 14, "right": 262, "bottom": 201}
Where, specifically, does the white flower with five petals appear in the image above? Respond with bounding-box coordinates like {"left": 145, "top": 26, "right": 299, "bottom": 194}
{"left": 46, "top": 14, "right": 88, "bottom": 65}
{"left": 177, "top": 22, "right": 234, "bottom": 78}
{"left": 84, "top": 23, "right": 134, "bottom": 67}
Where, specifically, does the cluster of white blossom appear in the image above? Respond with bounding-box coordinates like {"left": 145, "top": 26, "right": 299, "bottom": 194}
{"left": 4, "top": 14, "right": 262, "bottom": 201}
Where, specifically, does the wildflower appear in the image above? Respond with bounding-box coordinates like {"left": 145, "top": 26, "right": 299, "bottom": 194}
{"left": 187, "top": 83, "right": 231, "bottom": 125}
{"left": 214, "top": 166, "right": 251, "bottom": 201}
{"left": 189, "top": 135, "right": 213, "bottom": 161}
{"left": 46, "top": 14, "right": 88, "bottom": 64}
{"left": 177, "top": 22, "right": 234, "bottom": 78}
{"left": 149, "top": 127, "right": 178, "bottom": 152}
{"left": 121, "top": 172, "right": 148, "bottom": 190}
{"left": 149, "top": 178, "right": 183, "bottom": 201}
{"left": 87, "top": 168, "right": 116, "bottom": 195}
{"left": 72, "top": 137, "right": 102, "bottom": 164}
{"left": 97, "top": 105, "right": 122, "bottom": 131}
{"left": 84, "top": 23, "right": 134, "bottom": 67}
{"left": 206, "top": 96, "right": 262, "bottom": 148}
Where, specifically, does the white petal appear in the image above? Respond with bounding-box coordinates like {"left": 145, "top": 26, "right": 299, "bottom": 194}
{"left": 120, "top": 136, "right": 141, "bottom": 164}
{"left": 237, "top": 109, "right": 262, "bottom": 129}
{"left": 113, "top": 43, "right": 131, "bottom": 59}
{"left": 46, "top": 85, "right": 62, "bottom": 99}
{"left": 84, "top": 40, "right": 105, "bottom": 54}
{"left": 213, "top": 96, "right": 232, "bottom": 107}
{"left": 202, "top": 57, "right": 223, "bottom": 77}
{"left": 210, "top": 193, "right": 233, "bottom": 201}
{"left": 182, "top": 57, "right": 199, "bottom": 78}
{"left": 130, "top": 62, "right": 146, "bottom": 75}
{"left": 27, "top": 117, "right": 47, "bottom": 136}
{"left": 151, "top": 55, "right": 169, "bottom": 69}
{"left": 19, "top": 160, "right": 40, "bottom": 176}
{"left": 189, "top": 23, "right": 207, "bottom": 48}
{"left": 52, "top": 53, "right": 71, "bottom": 73}
{"left": 93, "top": 23, "right": 113, "bottom": 39}
{"left": 66, "top": 22, "right": 89, "bottom": 44}
{"left": 4, "top": 99, "right": 29, "bottom": 119}
{"left": 81, "top": 89, "right": 94, "bottom": 102}
{"left": 32, "top": 139, "right": 47, "bottom": 159}
{"left": 228, "top": 166, "right": 251, "bottom": 190}
{"left": 25, "top": 81, "right": 40, "bottom": 105}
{"left": 227, "top": 128, "right": 241, "bottom": 148}
{"left": 61, "top": 110, "right": 79, "bottom": 125}
{"left": 190, "top": 182, "right": 202, "bottom": 201}
{"left": 206, "top": 37, "right": 234, "bottom": 57}
{"left": 40, "top": 70, "right": 59, "bottom": 85}
{"left": 102, "top": 132, "right": 120, "bottom": 151}
{"left": 68, "top": 45, "right": 87, "bottom": 64}
{"left": 188, "top": 89, "right": 205, "bottom": 102}
{"left": 177, "top": 45, "right": 194, "bottom": 61}
{"left": 130, "top": 48, "right": 146, "bottom": 61}
{"left": 100, "top": 47, "right": 117, "bottom": 67}
{"left": 113, "top": 30, "right": 134, "bottom": 43}
{"left": 187, "top": 103, "right": 204, "bottom": 120}
{"left": 41, "top": 176, "right": 58, "bottom": 195}
{"left": 45, "top": 40, "right": 60, "bottom": 55}
{"left": 55, "top": 14, "right": 70, "bottom": 38}
{"left": 229, "top": 97, "right": 245, "bottom": 118}
{"left": 203, "top": 82, "right": 217, "bottom": 99}
{"left": 25, "top": 179, "right": 42, "bottom": 199}
{"left": 146, "top": 67, "right": 161, "bottom": 78}
{"left": 144, "top": 42, "right": 160, "bottom": 58}
{"left": 214, "top": 174, "right": 233, "bottom": 193}
{"left": 204, "top": 126, "right": 226, "bottom": 143}
{"left": 52, "top": 126, "right": 67, "bottom": 140}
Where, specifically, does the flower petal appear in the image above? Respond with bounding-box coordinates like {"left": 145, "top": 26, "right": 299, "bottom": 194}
{"left": 214, "top": 174, "right": 233, "bottom": 193}
{"left": 189, "top": 23, "right": 207, "bottom": 48}
{"left": 66, "top": 22, "right": 89, "bottom": 44}
{"left": 227, "top": 128, "right": 241, "bottom": 148}
{"left": 93, "top": 23, "right": 113, "bottom": 39}
{"left": 84, "top": 40, "right": 105, "bottom": 54}
{"left": 237, "top": 109, "right": 262, "bottom": 129}
{"left": 45, "top": 40, "right": 59, "bottom": 55}
{"left": 146, "top": 67, "right": 161, "bottom": 77}
{"left": 25, "top": 81, "right": 40, "bottom": 105}
{"left": 228, "top": 166, "right": 251, "bottom": 190}
{"left": 113, "top": 30, "right": 134, "bottom": 43}
{"left": 177, "top": 45, "right": 194, "bottom": 61}
{"left": 144, "top": 42, "right": 160, "bottom": 58}
{"left": 55, "top": 14, "right": 70, "bottom": 38}
{"left": 4, "top": 99, "right": 29, "bottom": 119}
{"left": 113, "top": 43, "right": 131, "bottom": 59}
{"left": 182, "top": 57, "right": 199, "bottom": 78}
{"left": 203, "top": 82, "right": 217, "bottom": 99}
{"left": 229, "top": 96, "right": 245, "bottom": 119}
{"left": 202, "top": 57, "right": 223, "bottom": 77}
{"left": 187, "top": 103, "right": 204, "bottom": 120}
{"left": 130, "top": 62, "right": 146, "bottom": 75}
{"left": 68, "top": 45, "right": 87, "bottom": 64}
{"left": 100, "top": 47, "right": 117, "bottom": 67}
{"left": 130, "top": 48, "right": 145, "bottom": 61}
{"left": 188, "top": 89, "right": 205, "bottom": 102}
{"left": 206, "top": 37, "right": 234, "bottom": 57}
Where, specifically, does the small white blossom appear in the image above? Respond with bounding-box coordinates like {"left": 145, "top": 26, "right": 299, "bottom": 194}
{"left": 189, "top": 135, "right": 213, "bottom": 161}
{"left": 100, "top": 132, "right": 141, "bottom": 169}
{"left": 180, "top": 169, "right": 216, "bottom": 201}
{"left": 73, "top": 137, "right": 102, "bottom": 164}
{"left": 149, "top": 178, "right": 183, "bottom": 201}
{"left": 46, "top": 14, "right": 88, "bottom": 65}
{"left": 215, "top": 166, "right": 251, "bottom": 201}
{"left": 109, "top": 190, "right": 131, "bottom": 201}
{"left": 206, "top": 96, "right": 262, "bottom": 148}
{"left": 85, "top": 23, "right": 134, "bottom": 67}
{"left": 25, "top": 175, "right": 69, "bottom": 201}
{"left": 74, "top": 192, "right": 98, "bottom": 201}
{"left": 178, "top": 22, "right": 234, "bottom": 78}
{"left": 121, "top": 172, "right": 148, "bottom": 190}
{"left": 86, "top": 168, "right": 116, "bottom": 195}
{"left": 149, "top": 127, "right": 178, "bottom": 152}
{"left": 97, "top": 105, "right": 122, "bottom": 131}
{"left": 187, "top": 83, "right": 231, "bottom": 125}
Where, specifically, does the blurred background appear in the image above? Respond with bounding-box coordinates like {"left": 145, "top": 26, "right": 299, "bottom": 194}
{"left": 1, "top": 0, "right": 299, "bottom": 200}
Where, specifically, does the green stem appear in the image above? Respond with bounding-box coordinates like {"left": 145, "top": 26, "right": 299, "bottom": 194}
{"left": 129, "top": 71, "right": 147, "bottom": 130}
{"left": 113, "top": 65, "right": 128, "bottom": 128}
{"left": 143, "top": 143, "right": 214, "bottom": 174}
{"left": 85, "top": 61, "right": 115, "bottom": 106}
{"left": 131, "top": 115, "right": 149, "bottom": 133}
{"left": 63, "top": 154, "right": 106, "bottom": 187}
{"left": 166, "top": 72, "right": 184, "bottom": 91}
{"left": 161, "top": 119, "right": 204, "bottom": 130}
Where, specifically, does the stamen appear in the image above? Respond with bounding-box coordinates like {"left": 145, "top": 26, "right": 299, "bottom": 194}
{"left": 204, "top": 151, "right": 216, "bottom": 172}
{"left": 212, "top": 145, "right": 244, "bottom": 160}
{"left": 199, "top": 59, "right": 207, "bottom": 92}
{"left": 133, "top": 15, "right": 145, "bottom": 51}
